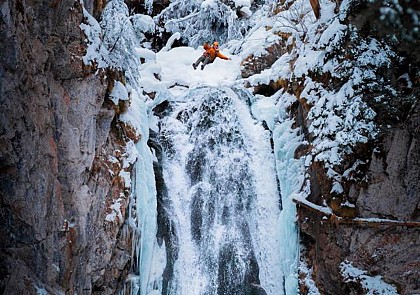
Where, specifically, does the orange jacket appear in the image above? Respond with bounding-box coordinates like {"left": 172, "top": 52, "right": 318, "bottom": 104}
{"left": 203, "top": 45, "right": 229, "bottom": 62}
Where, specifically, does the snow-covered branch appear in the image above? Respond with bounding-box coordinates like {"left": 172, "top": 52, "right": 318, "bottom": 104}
{"left": 294, "top": 197, "right": 420, "bottom": 228}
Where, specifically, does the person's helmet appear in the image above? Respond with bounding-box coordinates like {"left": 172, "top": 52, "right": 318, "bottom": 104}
{"left": 213, "top": 41, "right": 219, "bottom": 47}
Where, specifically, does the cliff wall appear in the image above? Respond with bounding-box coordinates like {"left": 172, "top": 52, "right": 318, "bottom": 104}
{"left": 0, "top": 0, "right": 134, "bottom": 293}
{"left": 298, "top": 101, "right": 420, "bottom": 293}
{"left": 295, "top": 2, "right": 420, "bottom": 293}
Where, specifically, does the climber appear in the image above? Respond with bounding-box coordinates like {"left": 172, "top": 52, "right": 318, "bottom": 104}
{"left": 192, "top": 41, "right": 231, "bottom": 70}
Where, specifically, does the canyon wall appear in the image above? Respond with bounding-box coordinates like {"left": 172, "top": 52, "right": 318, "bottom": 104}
{"left": 0, "top": 0, "right": 135, "bottom": 293}
{"left": 1, "top": 0, "right": 418, "bottom": 294}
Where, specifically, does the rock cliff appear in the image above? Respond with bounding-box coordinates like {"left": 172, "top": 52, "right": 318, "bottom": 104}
{"left": 0, "top": 0, "right": 135, "bottom": 293}
{"left": 297, "top": 99, "right": 420, "bottom": 294}
{"left": 241, "top": 1, "right": 419, "bottom": 294}
{"left": 295, "top": 2, "right": 420, "bottom": 293}
{"left": 1, "top": 0, "right": 419, "bottom": 294}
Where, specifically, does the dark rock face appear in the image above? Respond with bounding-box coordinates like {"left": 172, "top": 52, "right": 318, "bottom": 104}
{"left": 0, "top": 0, "right": 134, "bottom": 294}
{"left": 354, "top": 106, "right": 420, "bottom": 221}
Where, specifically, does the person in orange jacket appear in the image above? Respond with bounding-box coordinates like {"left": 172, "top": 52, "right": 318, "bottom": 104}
{"left": 192, "top": 41, "right": 231, "bottom": 70}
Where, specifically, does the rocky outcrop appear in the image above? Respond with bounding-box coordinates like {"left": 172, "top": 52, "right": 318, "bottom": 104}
{"left": 298, "top": 101, "right": 420, "bottom": 294}
{"left": 241, "top": 33, "right": 292, "bottom": 79}
{"left": 354, "top": 105, "right": 420, "bottom": 221}
{"left": 240, "top": 1, "right": 420, "bottom": 293}
{"left": 0, "top": 0, "right": 136, "bottom": 294}
{"left": 293, "top": 1, "right": 420, "bottom": 293}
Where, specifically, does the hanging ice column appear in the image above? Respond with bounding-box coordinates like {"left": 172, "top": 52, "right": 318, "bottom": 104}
{"left": 123, "top": 93, "right": 158, "bottom": 295}
{"left": 274, "top": 120, "right": 304, "bottom": 294}
{"left": 147, "top": 86, "right": 286, "bottom": 295}
{"left": 252, "top": 92, "right": 305, "bottom": 295}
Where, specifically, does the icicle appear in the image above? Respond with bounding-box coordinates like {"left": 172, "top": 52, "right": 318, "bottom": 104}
{"left": 273, "top": 97, "right": 306, "bottom": 295}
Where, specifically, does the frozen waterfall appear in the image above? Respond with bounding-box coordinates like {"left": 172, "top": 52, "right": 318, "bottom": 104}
{"left": 133, "top": 85, "right": 301, "bottom": 295}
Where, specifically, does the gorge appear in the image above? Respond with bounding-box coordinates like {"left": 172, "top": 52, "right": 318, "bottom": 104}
{"left": 0, "top": 0, "right": 419, "bottom": 294}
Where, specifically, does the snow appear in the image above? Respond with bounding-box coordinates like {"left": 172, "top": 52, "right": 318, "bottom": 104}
{"left": 299, "top": 260, "right": 321, "bottom": 295}
{"left": 241, "top": 7, "right": 252, "bottom": 17}
{"left": 353, "top": 217, "right": 414, "bottom": 224}
{"left": 237, "top": 26, "right": 279, "bottom": 59}
{"left": 144, "top": 0, "right": 154, "bottom": 14}
{"left": 122, "top": 140, "right": 139, "bottom": 168}
{"left": 131, "top": 14, "right": 155, "bottom": 33}
{"left": 341, "top": 200, "right": 355, "bottom": 208}
{"left": 331, "top": 181, "right": 344, "bottom": 194}
{"left": 251, "top": 94, "right": 279, "bottom": 130}
{"left": 120, "top": 89, "right": 148, "bottom": 134}
{"left": 235, "top": 0, "right": 252, "bottom": 8}
{"left": 235, "top": 0, "right": 253, "bottom": 16}
{"left": 110, "top": 81, "right": 129, "bottom": 104}
{"left": 119, "top": 170, "right": 132, "bottom": 189}
{"left": 247, "top": 53, "right": 292, "bottom": 87}
{"left": 105, "top": 198, "right": 124, "bottom": 222}
{"left": 160, "top": 32, "right": 181, "bottom": 52}
{"left": 80, "top": 0, "right": 143, "bottom": 86}
{"left": 340, "top": 261, "right": 399, "bottom": 295}
{"left": 318, "top": 18, "right": 347, "bottom": 47}
{"left": 293, "top": 194, "right": 333, "bottom": 215}
{"left": 156, "top": 46, "right": 241, "bottom": 91}
{"left": 80, "top": 6, "right": 108, "bottom": 68}
{"left": 201, "top": 0, "right": 217, "bottom": 9}
{"left": 293, "top": 48, "right": 326, "bottom": 78}
{"left": 135, "top": 47, "right": 156, "bottom": 61}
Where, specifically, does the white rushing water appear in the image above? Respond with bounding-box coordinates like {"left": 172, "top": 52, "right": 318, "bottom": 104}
{"left": 140, "top": 86, "right": 291, "bottom": 295}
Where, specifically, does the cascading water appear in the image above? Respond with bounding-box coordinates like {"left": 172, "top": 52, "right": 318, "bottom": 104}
{"left": 143, "top": 86, "right": 288, "bottom": 295}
